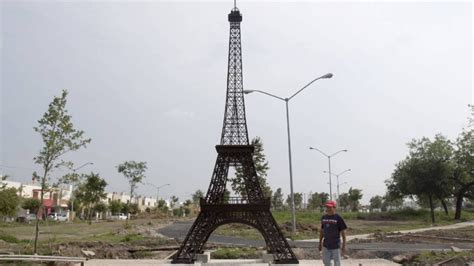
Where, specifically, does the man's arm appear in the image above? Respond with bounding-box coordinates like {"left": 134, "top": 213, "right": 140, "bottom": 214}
{"left": 341, "top": 229, "right": 346, "bottom": 254}
{"left": 318, "top": 228, "right": 324, "bottom": 251}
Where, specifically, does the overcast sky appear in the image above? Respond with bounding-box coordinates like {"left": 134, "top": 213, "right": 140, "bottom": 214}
{"left": 1, "top": 1, "right": 472, "bottom": 204}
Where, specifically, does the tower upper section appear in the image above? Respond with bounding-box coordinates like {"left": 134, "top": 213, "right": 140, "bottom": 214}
{"left": 220, "top": 7, "right": 249, "bottom": 145}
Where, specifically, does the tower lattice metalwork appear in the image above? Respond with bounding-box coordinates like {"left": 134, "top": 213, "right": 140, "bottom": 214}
{"left": 171, "top": 7, "right": 298, "bottom": 264}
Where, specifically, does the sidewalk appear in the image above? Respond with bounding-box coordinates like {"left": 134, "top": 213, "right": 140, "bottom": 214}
{"left": 299, "top": 220, "right": 474, "bottom": 242}
{"left": 85, "top": 259, "right": 398, "bottom": 265}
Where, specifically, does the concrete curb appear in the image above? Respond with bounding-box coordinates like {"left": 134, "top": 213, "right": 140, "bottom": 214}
{"left": 85, "top": 259, "right": 398, "bottom": 265}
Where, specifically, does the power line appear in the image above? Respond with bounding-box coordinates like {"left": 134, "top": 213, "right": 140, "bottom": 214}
{"left": 0, "top": 164, "right": 35, "bottom": 171}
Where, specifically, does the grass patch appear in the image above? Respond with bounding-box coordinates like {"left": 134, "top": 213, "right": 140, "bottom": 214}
{"left": 211, "top": 247, "right": 260, "bottom": 259}
{"left": 0, "top": 231, "right": 21, "bottom": 243}
{"left": 120, "top": 233, "right": 143, "bottom": 242}
{"left": 413, "top": 250, "right": 474, "bottom": 264}
{"left": 213, "top": 224, "right": 264, "bottom": 240}
{"left": 133, "top": 250, "right": 153, "bottom": 259}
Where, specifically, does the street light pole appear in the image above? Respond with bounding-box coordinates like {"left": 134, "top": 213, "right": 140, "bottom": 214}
{"left": 323, "top": 169, "right": 351, "bottom": 201}
{"left": 244, "top": 73, "right": 333, "bottom": 234}
{"left": 309, "top": 147, "right": 347, "bottom": 200}
{"left": 146, "top": 183, "right": 170, "bottom": 205}
{"left": 71, "top": 162, "right": 93, "bottom": 213}
{"left": 284, "top": 99, "right": 297, "bottom": 233}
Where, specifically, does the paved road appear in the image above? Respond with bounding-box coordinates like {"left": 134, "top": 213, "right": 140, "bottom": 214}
{"left": 158, "top": 220, "right": 474, "bottom": 252}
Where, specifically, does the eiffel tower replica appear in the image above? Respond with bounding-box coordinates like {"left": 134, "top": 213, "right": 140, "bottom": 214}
{"left": 172, "top": 5, "right": 298, "bottom": 265}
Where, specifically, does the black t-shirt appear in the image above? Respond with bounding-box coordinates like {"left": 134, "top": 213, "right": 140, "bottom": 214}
{"left": 321, "top": 214, "right": 347, "bottom": 249}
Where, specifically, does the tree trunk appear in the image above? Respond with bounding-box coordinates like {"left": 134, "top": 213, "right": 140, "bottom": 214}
{"left": 34, "top": 169, "right": 47, "bottom": 254}
{"left": 437, "top": 196, "right": 448, "bottom": 215}
{"left": 127, "top": 187, "right": 133, "bottom": 224}
{"left": 454, "top": 191, "right": 464, "bottom": 220}
{"left": 88, "top": 203, "right": 92, "bottom": 225}
{"left": 428, "top": 194, "right": 435, "bottom": 224}
{"left": 454, "top": 182, "right": 474, "bottom": 220}
{"left": 441, "top": 200, "right": 448, "bottom": 215}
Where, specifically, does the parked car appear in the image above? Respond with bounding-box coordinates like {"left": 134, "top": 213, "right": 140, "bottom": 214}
{"left": 110, "top": 213, "right": 127, "bottom": 220}
{"left": 17, "top": 213, "right": 38, "bottom": 223}
{"left": 57, "top": 213, "right": 69, "bottom": 222}
{"left": 48, "top": 213, "right": 69, "bottom": 222}
{"left": 27, "top": 213, "right": 38, "bottom": 221}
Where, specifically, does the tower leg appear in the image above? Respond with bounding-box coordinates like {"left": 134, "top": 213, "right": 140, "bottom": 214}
{"left": 172, "top": 210, "right": 298, "bottom": 264}
{"left": 172, "top": 212, "right": 217, "bottom": 264}
{"left": 256, "top": 211, "right": 298, "bottom": 264}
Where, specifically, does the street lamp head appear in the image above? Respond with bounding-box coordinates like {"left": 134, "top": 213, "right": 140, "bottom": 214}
{"left": 243, "top": 90, "right": 254, "bottom": 94}
{"left": 321, "top": 73, "right": 333, "bottom": 79}
{"left": 342, "top": 149, "right": 348, "bottom": 152}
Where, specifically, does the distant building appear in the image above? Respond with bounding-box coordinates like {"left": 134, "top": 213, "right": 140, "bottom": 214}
{"left": 2, "top": 180, "right": 72, "bottom": 217}
{"left": 2, "top": 179, "right": 159, "bottom": 215}
{"left": 104, "top": 192, "right": 159, "bottom": 212}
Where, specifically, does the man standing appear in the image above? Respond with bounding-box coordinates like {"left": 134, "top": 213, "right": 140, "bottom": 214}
{"left": 319, "top": 200, "right": 347, "bottom": 266}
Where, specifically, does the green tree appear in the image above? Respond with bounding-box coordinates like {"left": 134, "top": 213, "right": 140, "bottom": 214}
{"left": 94, "top": 202, "right": 108, "bottom": 220}
{"left": 453, "top": 105, "right": 474, "bottom": 219}
{"left": 369, "top": 195, "right": 383, "bottom": 212}
{"left": 348, "top": 187, "right": 363, "bottom": 212}
{"left": 21, "top": 198, "right": 41, "bottom": 214}
{"left": 286, "top": 192, "right": 303, "bottom": 209}
{"left": 381, "top": 190, "right": 404, "bottom": 211}
{"left": 109, "top": 200, "right": 123, "bottom": 214}
{"left": 338, "top": 193, "right": 350, "bottom": 212}
{"left": 75, "top": 172, "right": 107, "bottom": 225}
{"left": 318, "top": 192, "right": 330, "bottom": 212}
{"left": 387, "top": 135, "right": 454, "bottom": 223}
{"left": 222, "top": 189, "right": 231, "bottom": 203}
{"left": 157, "top": 199, "right": 168, "bottom": 213}
{"left": 307, "top": 192, "right": 322, "bottom": 210}
{"left": 271, "top": 188, "right": 284, "bottom": 210}
{"left": 32, "top": 90, "right": 91, "bottom": 253}
{"left": 1, "top": 175, "right": 20, "bottom": 218}
{"left": 183, "top": 200, "right": 193, "bottom": 216}
{"left": 0, "top": 186, "right": 20, "bottom": 218}
{"left": 231, "top": 137, "right": 272, "bottom": 199}
{"left": 1, "top": 174, "right": 9, "bottom": 189}
{"left": 129, "top": 203, "right": 140, "bottom": 215}
{"left": 117, "top": 161, "right": 147, "bottom": 222}
{"left": 307, "top": 192, "right": 329, "bottom": 211}
{"left": 192, "top": 189, "right": 204, "bottom": 205}
{"left": 170, "top": 195, "right": 179, "bottom": 210}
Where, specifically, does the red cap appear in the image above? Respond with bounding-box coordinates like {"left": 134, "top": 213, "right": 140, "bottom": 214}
{"left": 325, "top": 200, "right": 337, "bottom": 208}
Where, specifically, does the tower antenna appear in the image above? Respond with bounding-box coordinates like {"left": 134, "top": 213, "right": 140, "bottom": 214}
{"left": 234, "top": 0, "right": 236, "bottom": 9}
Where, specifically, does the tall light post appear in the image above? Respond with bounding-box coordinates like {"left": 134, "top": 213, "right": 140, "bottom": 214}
{"left": 323, "top": 168, "right": 351, "bottom": 201}
{"left": 309, "top": 147, "right": 347, "bottom": 200}
{"left": 146, "top": 183, "right": 170, "bottom": 205}
{"left": 244, "top": 72, "right": 333, "bottom": 234}
{"left": 71, "top": 162, "right": 93, "bottom": 213}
